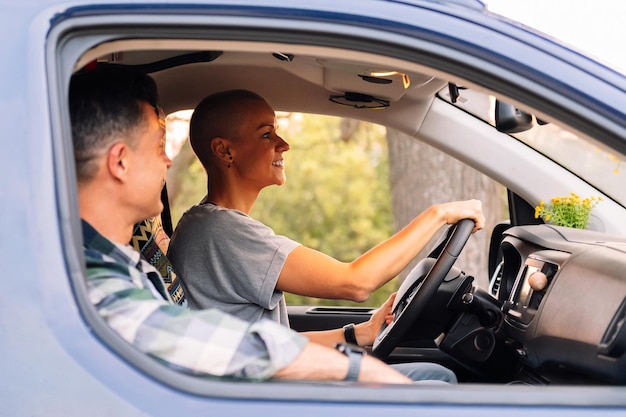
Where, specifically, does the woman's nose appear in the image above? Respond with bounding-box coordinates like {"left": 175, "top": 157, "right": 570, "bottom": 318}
{"left": 277, "top": 135, "right": 290, "bottom": 151}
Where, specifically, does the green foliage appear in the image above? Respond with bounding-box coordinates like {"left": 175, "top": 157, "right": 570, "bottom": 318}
{"left": 251, "top": 114, "right": 398, "bottom": 307}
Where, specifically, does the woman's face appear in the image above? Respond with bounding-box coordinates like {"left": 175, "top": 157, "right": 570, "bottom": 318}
{"left": 230, "top": 99, "right": 290, "bottom": 189}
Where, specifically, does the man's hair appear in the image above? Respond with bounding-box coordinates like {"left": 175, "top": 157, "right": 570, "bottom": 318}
{"left": 69, "top": 65, "right": 159, "bottom": 182}
{"left": 189, "top": 89, "right": 266, "bottom": 170}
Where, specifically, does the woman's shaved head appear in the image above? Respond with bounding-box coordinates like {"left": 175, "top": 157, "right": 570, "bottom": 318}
{"left": 190, "top": 90, "right": 267, "bottom": 170}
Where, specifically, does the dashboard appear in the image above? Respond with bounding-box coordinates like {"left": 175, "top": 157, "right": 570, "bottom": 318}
{"left": 489, "top": 225, "right": 626, "bottom": 384}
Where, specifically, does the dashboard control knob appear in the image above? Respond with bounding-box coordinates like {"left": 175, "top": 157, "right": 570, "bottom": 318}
{"left": 528, "top": 271, "right": 548, "bottom": 291}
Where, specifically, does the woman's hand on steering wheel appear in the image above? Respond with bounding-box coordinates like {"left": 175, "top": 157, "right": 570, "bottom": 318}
{"left": 353, "top": 292, "right": 397, "bottom": 346}
{"left": 438, "top": 199, "right": 485, "bottom": 233}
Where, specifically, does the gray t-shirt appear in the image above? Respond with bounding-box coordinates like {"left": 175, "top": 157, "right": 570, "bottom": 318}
{"left": 168, "top": 202, "right": 300, "bottom": 326}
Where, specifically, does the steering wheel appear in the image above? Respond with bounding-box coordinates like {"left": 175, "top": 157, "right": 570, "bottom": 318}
{"left": 371, "top": 218, "right": 475, "bottom": 359}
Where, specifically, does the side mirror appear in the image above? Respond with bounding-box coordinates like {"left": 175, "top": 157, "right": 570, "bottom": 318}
{"left": 495, "top": 100, "right": 534, "bottom": 133}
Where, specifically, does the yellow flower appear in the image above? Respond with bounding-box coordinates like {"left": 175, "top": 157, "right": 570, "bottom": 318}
{"left": 535, "top": 193, "right": 601, "bottom": 229}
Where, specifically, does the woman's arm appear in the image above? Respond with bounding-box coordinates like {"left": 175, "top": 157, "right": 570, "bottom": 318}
{"left": 277, "top": 199, "right": 484, "bottom": 301}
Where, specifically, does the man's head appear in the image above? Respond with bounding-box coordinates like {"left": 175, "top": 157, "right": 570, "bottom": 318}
{"left": 190, "top": 89, "right": 289, "bottom": 187}
{"left": 69, "top": 65, "right": 171, "bottom": 235}
{"left": 70, "top": 65, "right": 162, "bottom": 182}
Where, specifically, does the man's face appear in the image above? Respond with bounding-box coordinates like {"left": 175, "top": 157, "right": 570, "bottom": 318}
{"left": 126, "top": 102, "right": 171, "bottom": 221}
{"left": 230, "top": 99, "right": 290, "bottom": 189}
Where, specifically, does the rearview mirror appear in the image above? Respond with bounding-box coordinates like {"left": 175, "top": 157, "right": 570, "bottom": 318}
{"left": 495, "top": 100, "right": 534, "bottom": 133}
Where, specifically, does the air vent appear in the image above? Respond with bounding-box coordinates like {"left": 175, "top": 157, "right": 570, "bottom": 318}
{"left": 489, "top": 261, "right": 504, "bottom": 296}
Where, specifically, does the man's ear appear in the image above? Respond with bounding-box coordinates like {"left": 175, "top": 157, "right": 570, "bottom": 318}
{"left": 210, "top": 137, "right": 232, "bottom": 163}
{"left": 107, "top": 142, "right": 130, "bottom": 182}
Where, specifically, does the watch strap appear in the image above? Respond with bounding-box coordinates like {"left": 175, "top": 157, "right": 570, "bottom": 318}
{"left": 343, "top": 323, "right": 358, "bottom": 345}
{"left": 335, "top": 343, "right": 363, "bottom": 381}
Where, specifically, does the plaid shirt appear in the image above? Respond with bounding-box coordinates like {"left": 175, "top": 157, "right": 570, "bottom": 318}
{"left": 82, "top": 220, "right": 307, "bottom": 380}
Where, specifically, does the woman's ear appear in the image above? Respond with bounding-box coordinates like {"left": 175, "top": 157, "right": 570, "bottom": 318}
{"left": 210, "top": 137, "right": 232, "bottom": 163}
{"left": 107, "top": 142, "right": 130, "bottom": 182}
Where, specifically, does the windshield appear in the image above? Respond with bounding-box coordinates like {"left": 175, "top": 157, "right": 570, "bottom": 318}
{"left": 440, "top": 87, "right": 626, "bottom": 207}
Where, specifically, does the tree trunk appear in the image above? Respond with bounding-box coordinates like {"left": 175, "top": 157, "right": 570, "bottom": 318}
{"left": 387, "top": 129, "right": 506, "bottom": 289}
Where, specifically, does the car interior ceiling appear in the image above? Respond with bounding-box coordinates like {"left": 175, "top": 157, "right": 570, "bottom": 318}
{"left": 80, "top": 44, "right": 451, "bottom": 123}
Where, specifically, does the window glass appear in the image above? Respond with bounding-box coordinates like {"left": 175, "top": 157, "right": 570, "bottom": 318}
{"left": 439, "top": 87, "right": 626, "bottom": 207}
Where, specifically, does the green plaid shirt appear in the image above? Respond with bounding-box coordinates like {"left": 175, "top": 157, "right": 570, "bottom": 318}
{"left": 82, "top": 220, "right": 307, "bottom": 380}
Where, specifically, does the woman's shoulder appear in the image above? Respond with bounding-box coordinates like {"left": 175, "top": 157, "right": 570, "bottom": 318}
{"left": 178, "top": 203, "right": 258, "bottom": 229}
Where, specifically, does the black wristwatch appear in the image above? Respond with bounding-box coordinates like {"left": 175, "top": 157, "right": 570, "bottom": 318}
{"left": 342, "top": 323, "right": 358, "bottom": 345}
{"left": 335, "top": 343, "right": 365, "bottom": 381}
